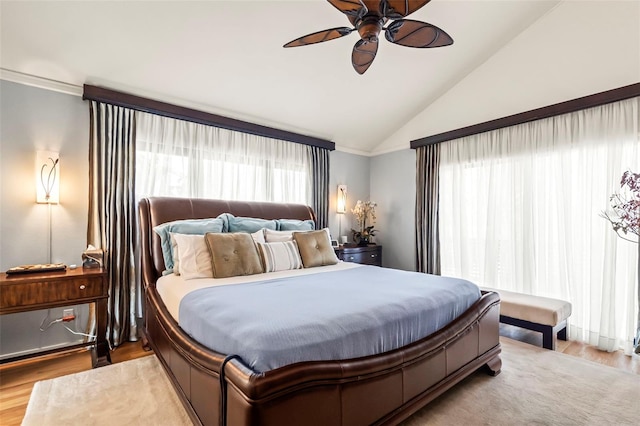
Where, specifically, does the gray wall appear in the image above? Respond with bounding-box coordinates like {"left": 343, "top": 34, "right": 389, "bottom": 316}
{"left": 1, "top": 80, "right": 88, "bottom": 269}
{"left": 0, "top": 80, "right": 90, "bottom": 358}
{"left": 329, "top": 148, "right": 418, "bottom": 272}
{"left": 328, "top": 150, "right": 371, "bottom": 243}
{"left": 370, "top": 149, "right": 416, "bottom": 271}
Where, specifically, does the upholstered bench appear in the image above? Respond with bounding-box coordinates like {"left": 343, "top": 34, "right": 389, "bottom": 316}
{"left": 482, "top": 287, "right": 572, "bottom": 350}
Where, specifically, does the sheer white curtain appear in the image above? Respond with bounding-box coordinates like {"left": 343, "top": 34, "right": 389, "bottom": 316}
{"left": 439, "top": 98, "right": 639, "bottom": 354}
{"left": 135, "top": 112, "right": 311, "bottom": 204}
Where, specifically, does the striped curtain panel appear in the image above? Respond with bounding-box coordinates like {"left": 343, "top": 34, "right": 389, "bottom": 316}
{"left": 415, "top": 144, "right": 441, "bottom": 274}
{"left": 88, "top": 101, "right": 138, "bottom": 346}
{"left": 309, "top": 146, "right": 330, "bottom": 229}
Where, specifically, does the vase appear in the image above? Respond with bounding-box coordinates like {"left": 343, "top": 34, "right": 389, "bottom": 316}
{"left": 356, "top": 235, "right": 370, "bottom": 246}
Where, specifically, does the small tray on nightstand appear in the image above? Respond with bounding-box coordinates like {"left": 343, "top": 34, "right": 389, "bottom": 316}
{"left": 5, "top": 263, "right": 67, "bottom": 275}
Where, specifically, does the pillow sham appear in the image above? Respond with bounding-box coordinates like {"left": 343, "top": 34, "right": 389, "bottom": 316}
{"left": 204, "top": 232, "right": 264, "bottom": 278}
{"left": 154, "top": 216, "right": 225, "bottom": 273}
{"left": 256, "top": 241, "right": 303, "bottom": 272}
{"left": 264, "top": 229, "right": 295, "bottom": 243}
{"left": 171, "top": 233, "right": 213, "bottom": 280}
{"left": 293, "top": 228, "right": 339, "bottom": 268}
{"left": 265, "top": 228, "right": 330, "bottom": 243}
{"left": 277, "top": 219, "right": 315, "bottom": 231}
{"left": 251, "top": 229, "right": 266, "bottom": 244}
{"left": 226, "top": 214, "right": 278, "bottom": 233}
{"left": 169, "top": 233, "right": 181, "bottom": 276}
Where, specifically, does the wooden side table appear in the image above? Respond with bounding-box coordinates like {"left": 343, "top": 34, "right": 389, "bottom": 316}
{"left": 0, "top": 267, "right": 111, "bottom": 367}
{"left": 335, "top": 244, "right": 382, "bottom": 266}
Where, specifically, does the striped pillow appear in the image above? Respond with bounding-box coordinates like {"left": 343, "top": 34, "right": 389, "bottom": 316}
{"left": 256, "top": 241, "right": 303, "bottom": 272}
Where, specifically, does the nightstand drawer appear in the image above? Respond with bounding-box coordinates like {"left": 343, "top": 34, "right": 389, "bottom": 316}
{"left": 342, "top": 251, "right": 380, "bottom": 265}
{"left": 0, "top": 276, "right": 105, "bottom": 310}
{"left": 336, "top": 245, "right": 382, "bottom": 267}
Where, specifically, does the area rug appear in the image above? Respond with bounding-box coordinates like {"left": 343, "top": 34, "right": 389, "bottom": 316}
{"left": 22, "top": 339, "right": 639, "bottom": 425}
{"left": 21, "top": 355, "right": 191, "bottom": 425}
{"left": 403, "top": 338, "right": 639, "bottom": 426}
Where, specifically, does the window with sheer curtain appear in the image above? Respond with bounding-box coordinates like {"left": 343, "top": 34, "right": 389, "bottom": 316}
{"left": 439, "top": 97, "right": 639, "bottom": 354}
{"left": 135, "top": 112, "right": 311, "bottom": 204}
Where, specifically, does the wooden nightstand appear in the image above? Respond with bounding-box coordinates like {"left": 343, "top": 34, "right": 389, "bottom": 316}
{"left": 0, "top": 267, "right": 111, "bottom": 367}
{"left": 335, "top": 244, "right": 382, "bottom": 266}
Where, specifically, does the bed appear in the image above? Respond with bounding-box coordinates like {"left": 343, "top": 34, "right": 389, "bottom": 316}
{"left": 139, "top": 196, "right": 502, "bottom": 426}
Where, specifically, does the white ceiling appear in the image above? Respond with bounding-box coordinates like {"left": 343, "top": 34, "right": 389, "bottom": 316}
{"left": 2, "top": 0, "right": 633, "bottom": 155}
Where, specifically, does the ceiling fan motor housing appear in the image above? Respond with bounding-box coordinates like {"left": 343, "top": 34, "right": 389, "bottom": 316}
{"left": 356, "top": 15, "right": 386, "bottom": 43}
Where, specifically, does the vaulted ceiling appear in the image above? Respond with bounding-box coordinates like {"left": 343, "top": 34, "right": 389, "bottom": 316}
{"left": 1, "top": 1, "right": 638, "bottom": 155}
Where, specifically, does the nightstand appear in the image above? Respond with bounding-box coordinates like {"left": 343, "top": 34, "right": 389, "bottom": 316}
{"left": 0, "top": 267, "right": 111, "bottom": 367}
{"left": 335, "top": 244, "right": 382, "bottom": 266}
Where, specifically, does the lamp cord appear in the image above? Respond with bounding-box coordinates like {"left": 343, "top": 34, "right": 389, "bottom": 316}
{"left": 48, "top": 202, "right": 52, "bottom": 264}
{"left": 219, "top": 354, "right": 243, "bottom": 426}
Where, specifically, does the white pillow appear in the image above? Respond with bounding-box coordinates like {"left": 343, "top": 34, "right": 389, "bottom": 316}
{"left": 171, "top": 233, "right": 213, "bottom": 280}
{"left": 265, "top": 228, "right": 331, "bottom": 243}
{"left": 256, "top": 241, "right": 303, "bottom": 272}
{"left": 251, "top": 229, "right": 266, "bottom": 244}
{"left": 264, "top": 229, "right": 295, "bottom": 242}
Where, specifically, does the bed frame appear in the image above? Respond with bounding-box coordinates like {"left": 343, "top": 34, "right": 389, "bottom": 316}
{"left": 139, "top": 196, "right": 502, "bottom": 426}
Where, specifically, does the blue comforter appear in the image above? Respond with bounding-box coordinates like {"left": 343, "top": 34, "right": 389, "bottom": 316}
{"left": 179, "top": 265, "right": 480, "bottom": 372}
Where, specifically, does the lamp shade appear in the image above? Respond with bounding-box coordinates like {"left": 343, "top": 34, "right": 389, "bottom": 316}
{"left": 337, "top": 184, "right": 347, "bottom": 214}
{"left": 36, "top": 151, "right": 60, "bottom": 204}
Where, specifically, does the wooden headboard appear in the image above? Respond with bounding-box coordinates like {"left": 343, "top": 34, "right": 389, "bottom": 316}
{"left": 138, "top": 197, "right": 316, "bottom": 287}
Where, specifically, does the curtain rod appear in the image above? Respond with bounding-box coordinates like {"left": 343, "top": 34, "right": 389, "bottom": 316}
{"left": 411, "top": 82, "right": 640, "bottom": 148}
{"left": 83, "top": 84, "right": 335, "bottom": 151}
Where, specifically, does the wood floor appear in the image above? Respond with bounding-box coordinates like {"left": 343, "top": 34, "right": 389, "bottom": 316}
{"left": 1, "top": 330, "right": 638, "bottom": 426}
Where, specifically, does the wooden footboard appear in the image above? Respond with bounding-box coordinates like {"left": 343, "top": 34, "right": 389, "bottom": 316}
{"left": 144, "top": 288, "right": 501, "bottom": 426}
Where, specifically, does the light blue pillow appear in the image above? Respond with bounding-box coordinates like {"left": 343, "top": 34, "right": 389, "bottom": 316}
{"left": 154, "top": 216, "right": 225, "bottom": 273}
{"left": 278, "top": 219, "right": 315, "bottom": 231}
{"left": 226, "top": 214, "right": 278, "bottom": 233}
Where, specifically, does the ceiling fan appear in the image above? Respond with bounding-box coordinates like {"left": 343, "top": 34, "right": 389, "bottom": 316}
{"left": 283, "top": 0, "right": 453, "bottom": 75}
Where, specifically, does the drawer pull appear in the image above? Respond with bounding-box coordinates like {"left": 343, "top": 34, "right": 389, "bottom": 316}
{"left": 348, "top": 256, "right": 354, "bottom": 260}
{"left": 371, "top": 254, "right": 376, "bottom": 257}
{"left": 80, "top": 285, "right": 86, "bottom": 290}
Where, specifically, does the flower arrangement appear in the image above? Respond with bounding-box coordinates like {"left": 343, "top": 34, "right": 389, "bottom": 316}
{"left": 351, "top": 200, "right": 377, "bottom": 245}
{"left": 602, "top": 170, "right": 640, "bottom": 243}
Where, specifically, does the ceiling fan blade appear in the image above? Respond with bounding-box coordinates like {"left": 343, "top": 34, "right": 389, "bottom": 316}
{"left": 352, "top": 38, "right": 378, "bottom": 74}
{"left": 284, "top": 27, "right": 354, "bottom": 48}
{"left": 385, "top": 19, "right": 453, "bottom": 48}
{"left": 328, "top": 0, "right": 368, "bottom": 18}
{"left": 379, "top": 0, "right": 431, "bottom": 19}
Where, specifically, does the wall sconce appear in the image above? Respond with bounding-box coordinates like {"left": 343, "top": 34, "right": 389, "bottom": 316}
{"left": 337, "top": 184, "right": 347, "bottom": 214}
{"left": 36, "top": 151, "right": 60, "bottom": 204}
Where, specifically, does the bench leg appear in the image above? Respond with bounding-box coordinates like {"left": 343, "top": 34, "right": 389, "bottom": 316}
{"left": 541, "top": 325, "right": 555, "bottom": 350}
{"left": 557, "top": 324, "right": 567, "bottom": 341}
{"left": 500, "top": 315, "right": 566, "bottom": 350}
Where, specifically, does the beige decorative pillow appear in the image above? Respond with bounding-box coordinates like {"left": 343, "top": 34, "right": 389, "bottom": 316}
{"left": 293, "top": 229, "right": 339, "bottom": 268}
{"left": 204, "top": 232, "right": 264, "bottom": 278}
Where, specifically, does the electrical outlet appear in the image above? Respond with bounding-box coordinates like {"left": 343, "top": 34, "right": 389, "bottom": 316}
{"left": 62, "top": 308, "right": 74, "bottom": 319}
